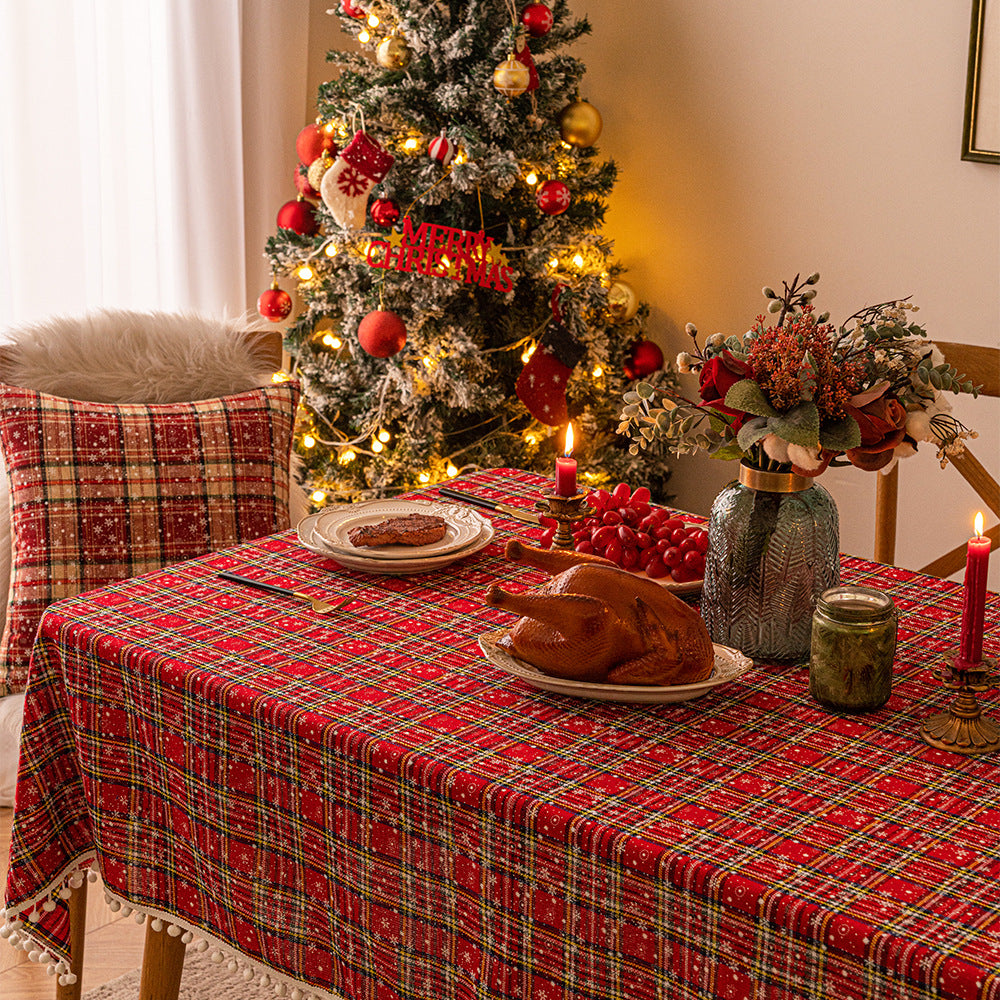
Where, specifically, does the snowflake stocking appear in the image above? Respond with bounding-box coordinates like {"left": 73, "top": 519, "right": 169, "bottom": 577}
{"left": 321, "top": 130, "right": 395, "bottom": 231}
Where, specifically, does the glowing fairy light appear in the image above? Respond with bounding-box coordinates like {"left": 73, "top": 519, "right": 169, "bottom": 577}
{"left": 339, "top": 449, "right": 356, "bottom": 465}
{"left": 525, "top": 171, "right": 538, "bottom": 185}
{"left": 311, "top": 489, "right": 326, "bottom": 504}
{"left": 592, "top": 365, "right": 604, "bottom": 378}
{"left": 446, "top": 463, "right": 459, "bottom": 477}
{"left": 404, "top": 137, "right": 419, "bottom": 151}
{"left": 297, "top": 264, "right": 314, "bottom": 281}
{"left": 302, "top": 434, "right": 316, "bottom": 448}
{"left": 572, "top": 254, "right": 584, "bottom": 268}
{"left": 377, "top": 429, "right": 390, "bottom": 443}
{"left": 358, "top": 28, "right": 371, "bottom": 43}
{"left": 418, "top": 472, "right": 430, "bottom": 483}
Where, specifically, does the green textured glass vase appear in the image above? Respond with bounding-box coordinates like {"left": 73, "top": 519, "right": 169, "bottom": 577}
{"left": 701, "top": 463, "right": 840, "bottom": 662}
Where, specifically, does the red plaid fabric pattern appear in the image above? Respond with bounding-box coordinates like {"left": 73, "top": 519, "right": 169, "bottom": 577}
{"left": 4, "top": 468, "right": 1000, "bottom": 999}
{"left": 0, "top": 381, "right": 299, "bottom": 693}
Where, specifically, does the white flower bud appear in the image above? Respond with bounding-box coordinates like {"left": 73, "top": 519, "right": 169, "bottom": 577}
{"left": 675, "top": 352, "right": 693, "bottom": 373}
{"left": 767, "top": 299, "right": 783, "bottom": 314}
{"left": 806, "top": 271, "right": 820, "bottom": 284}
{"left": 706, "top": 332, "right": 726, "bottom": 348}
{"left": 684, "top": 322, "right": 698, "bottom": 336}
{"left": 762, "top": 286, "right": 776, "bottom": 299}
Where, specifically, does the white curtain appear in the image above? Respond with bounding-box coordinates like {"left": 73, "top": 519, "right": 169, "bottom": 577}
{"left": 0, "top": 0, "right": 309, "bottom": 328}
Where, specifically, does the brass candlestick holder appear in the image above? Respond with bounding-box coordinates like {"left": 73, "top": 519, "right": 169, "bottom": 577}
{"left": 536, "top": 492, "right": 593, "bottom": 550}
{"left": 919, "top": 655, "right": 999, "bottom": 756}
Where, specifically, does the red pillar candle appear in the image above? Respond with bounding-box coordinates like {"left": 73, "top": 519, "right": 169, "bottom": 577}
{"left": 554, "top": 423, "right": 577, "bottom": 496}
{"left": 958, "top": 511, "right": 991, "bottom": 667}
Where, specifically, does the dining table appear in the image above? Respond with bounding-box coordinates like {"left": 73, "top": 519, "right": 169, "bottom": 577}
{"left": 3, "top": 466, "right": 1000, "bottom": 1000}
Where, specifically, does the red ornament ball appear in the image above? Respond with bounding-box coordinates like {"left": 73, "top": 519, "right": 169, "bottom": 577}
{"left": 295, "top": 124, "right": 337, "bottom": 167}
{"left": 358, "top": 310, "right": 407, "bottom": 358}
{"left": 294, "top": 167, "right": 319, "bottom": 200}
{"left": 276, "top": 199, "right": 318, "bottom": 236}
{"left": 521, "top": 3, "right": 553, "bottom": 36}
{"left": 371, "top": 197, "right": 400, "bottom": 228}
{"left": 257, "top": 286, "right": 292, "bottom": 323}
{"left": 536, "top": 179, "right": 570, "bottom": 216}
{"left": 624, "top": 339, "right": 664, "bottom": 380}
{"left": 428, "top": 131, "right": 457, "bottom": 166}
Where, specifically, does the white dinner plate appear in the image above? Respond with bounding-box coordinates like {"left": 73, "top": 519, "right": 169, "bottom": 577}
{"left": 297, "top": 512, "right": 495, "bottom": 575}
{"left": 311, "top": 499, "right": 487, "bottom": 559}
{"left": 478, "top": 629, "right": 751, "bottom": 703}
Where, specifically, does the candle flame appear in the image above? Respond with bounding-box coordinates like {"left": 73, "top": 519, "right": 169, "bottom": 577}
{"left": 564, "top": 423, "right": 574, "bottom": 456}
{"left": 975, "top": 511, "right": 984, "bottom": 537}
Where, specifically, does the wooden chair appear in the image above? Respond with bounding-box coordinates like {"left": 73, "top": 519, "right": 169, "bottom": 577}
{"left": 874, "top": 340, "right": 1000, "bottom": 575}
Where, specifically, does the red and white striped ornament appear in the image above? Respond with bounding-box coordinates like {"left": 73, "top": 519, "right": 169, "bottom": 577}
{"left": 428, "top": 131, "right": 457, "bottom": 167}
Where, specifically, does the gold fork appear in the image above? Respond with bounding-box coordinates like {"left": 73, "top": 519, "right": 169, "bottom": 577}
{"left": 218, "top": 571, "right": 347, "bottom": 614}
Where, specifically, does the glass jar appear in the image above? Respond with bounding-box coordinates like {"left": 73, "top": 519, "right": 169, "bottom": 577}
{"left": 809, "top": 586, "right": 897, "bottom": 712}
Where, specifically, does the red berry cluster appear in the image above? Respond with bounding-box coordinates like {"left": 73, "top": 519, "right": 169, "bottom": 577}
{"left": 539, "top": 483, "right": 707, "bottom": 582}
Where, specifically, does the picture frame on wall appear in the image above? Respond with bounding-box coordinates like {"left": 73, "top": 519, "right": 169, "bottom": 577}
{"left": 963, "top": 0, "right": 999, "bottom": 162}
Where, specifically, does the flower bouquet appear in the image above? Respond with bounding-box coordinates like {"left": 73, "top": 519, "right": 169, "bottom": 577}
{"left": 619, "top": 272, "right": 979, "bottom": 475}
{"left": 618, "top": 273, "right": 981, "bottom": 661}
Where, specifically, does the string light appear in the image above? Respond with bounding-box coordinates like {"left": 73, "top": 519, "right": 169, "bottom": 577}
{"left": 548, "top": 257, "right": 559, "bottom": 270}
{"left": 446, "top": 463, "right": 459, "bottom": 477}
{"left": 372, "top": 440, "right": 384, "bottom": 453}
{"left": 358, "top": 28, "right": 371, "bottom": 43}
{"left": 525, "top": 432, "right": 539, "bottom": 446}
{"left": 322, "top": 333, "right": 342, "bottom": 349}
{"left": 592, "top": 365, "right": 604, "bottom": 378}
{"left": 366, "top": 12, "right": 379, "bottom": 27}
{"left": 339, "top": 449, "right": 356, "bottom": 465}
{"left": 454, "top": 150, "right": 468, "bottom": 165}
{"left": 520, "top": 342, "right": 536, "bottom": 364}
{"left": 302, "top": 434, "right": 316, "bottom": 448}
{"left": 572, "top": 254, "right": 584, "bottom": 268}
{"left": 311, "top": 489, "right": 327, "bottom": 504}
{"left": 418, "top": 472, "right": 430, "bottom": 484}
{"left": 404, "top": 138, "right": 419, "bottom": 151}
{"left": 377, "top": 429, "right": 391, "bottom": 443}
{"left": 525, "top": 171, "right": 538, "bottom": 185}
{"left": 422, "top": 355, "right": 437, "bottom": 369}
{"left": 271, "top": 372, "right": 291, "bottom": 383}
{"left": 325, "top": 243, "right": 338, "bottom": 257}
{"left": 297, "top": 264, "right": 315, "bottom": 281}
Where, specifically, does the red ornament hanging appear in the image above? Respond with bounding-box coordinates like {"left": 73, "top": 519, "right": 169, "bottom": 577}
{"left": 371, "top": 196, "right": 400, "bottom": 228}
{"left": 521, "top": 3, "right": 553, "bottom": 37}
{"left": 536, "top": 179, "right": 570, "bottom": 216}
{"left": 513, "top": 36, "right": 539, "bottom": 92}
{"left": 294, "top": 166, "right": 319, "bottom": 199}
{"left": 340, "top": 0, "right": 366, "bottom": 18}
{"left": 358, "top": 310, "right": 407, "bottom": 358}
{"left": 624, "top": 338, "right": 664, "bottom": 380}
{"left": 428, "top": 131, "right": 457, "bottom": 167}
{"left": 276, "top": 199, "right": 318, "bottom": 236}
{"left": 258, "top": 283, "right": 292, "bottom": 322}
{"left": 296, "top": 124, "right": 337, "bottom": 167}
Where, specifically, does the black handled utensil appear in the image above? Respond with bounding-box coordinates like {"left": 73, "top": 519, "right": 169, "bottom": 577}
{"left": 219, "top": 571, "right": 346, "bottom": 614}
{"left": 436, "top": 488, "right": 541, "bottom": 524}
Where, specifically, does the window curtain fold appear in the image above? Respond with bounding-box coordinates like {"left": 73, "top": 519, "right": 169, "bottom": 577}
{"left": 0, "top": 0, "right": 309, "bottom": 328}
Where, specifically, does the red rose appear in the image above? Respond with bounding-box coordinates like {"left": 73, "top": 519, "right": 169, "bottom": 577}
{"left": 844, "top": 394, "right": 909, "bottom": 471}
{"left": 698, "top": 351, "right": 751, "bottom": 427}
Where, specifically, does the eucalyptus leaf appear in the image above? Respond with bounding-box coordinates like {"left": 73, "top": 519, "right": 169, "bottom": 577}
{"left": 736, "top": 416, "right": 772, "bottom": 452}
{"left": 725, "top": 379, "right": 779, "bottom": 417}
{"left": 769, "top": 402, "right": 820, "bottom": 447}
{"left": 819, "top": 415, "right": 861, "bottom": 451}
{"left": 636, "top": 382, "right": 655, "bottom": 400}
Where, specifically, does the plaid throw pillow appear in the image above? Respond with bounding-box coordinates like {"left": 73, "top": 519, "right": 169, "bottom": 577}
{"left": 0, "top": 381, "right": 300, "bottom": 694}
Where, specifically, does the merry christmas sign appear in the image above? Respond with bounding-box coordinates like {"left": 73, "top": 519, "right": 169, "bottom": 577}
{"left": 367, "top": 218, "right": 514, "bottom": 293}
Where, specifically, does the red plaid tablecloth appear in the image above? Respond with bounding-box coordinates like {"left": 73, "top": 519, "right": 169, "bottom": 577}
{"left": 4, "top": 468, "right": 1000, "bottom": 999}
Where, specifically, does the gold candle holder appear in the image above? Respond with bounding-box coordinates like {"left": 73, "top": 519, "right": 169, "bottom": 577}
{"left": 919, "top": 655, "right": 999, "bottom": 756}
{"left": 536, "top": 492, "right": 593, "bottom": 550}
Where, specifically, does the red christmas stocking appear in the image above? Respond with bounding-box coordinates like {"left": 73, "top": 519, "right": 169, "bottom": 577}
{"left": 321, "top": 130, "right": 395, "bottom": 231}
{"left": 516, "top": 290, "right": 584, "bottom": 425}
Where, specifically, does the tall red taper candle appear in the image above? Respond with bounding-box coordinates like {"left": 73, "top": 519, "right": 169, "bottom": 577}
{"left": 554, "top": 423, "right": 577, "bottom": 496}
{"left": 958, "top": 511, "right": 990, "bottom": 667}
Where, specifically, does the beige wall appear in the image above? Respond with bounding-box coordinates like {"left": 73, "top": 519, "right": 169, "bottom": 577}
{"left": 304, "top": 0, "right": 999, "bottom": 585}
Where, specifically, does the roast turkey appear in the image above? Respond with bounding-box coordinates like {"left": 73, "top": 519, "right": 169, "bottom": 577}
{"left": 484, "top": 540, "right": 715, "bottom": 686}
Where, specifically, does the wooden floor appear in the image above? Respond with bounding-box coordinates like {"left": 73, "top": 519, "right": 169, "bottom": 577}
{"left": 0, "top": 807, "right": 146, "bottom": 999}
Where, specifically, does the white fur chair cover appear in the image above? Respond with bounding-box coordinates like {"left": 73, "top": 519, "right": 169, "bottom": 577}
{"left": 0, "top": 308, "right": 308, "bottom": 805}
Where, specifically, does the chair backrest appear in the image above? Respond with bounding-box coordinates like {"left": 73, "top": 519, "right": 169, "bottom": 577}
{"left": 874, "top": 340, "right": 1000, "bottom": 576}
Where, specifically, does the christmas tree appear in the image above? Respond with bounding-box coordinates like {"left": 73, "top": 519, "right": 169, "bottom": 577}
{"left": 261, "top": 0, "right": 674, "bottom": 505}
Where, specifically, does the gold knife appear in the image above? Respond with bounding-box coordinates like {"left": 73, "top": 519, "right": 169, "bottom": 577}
{"left": 436, "top": 487, "right": 542, "bottom": 524}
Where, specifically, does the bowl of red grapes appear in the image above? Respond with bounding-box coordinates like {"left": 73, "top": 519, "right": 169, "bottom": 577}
{"left": 538, "top": 483, "right": 707, "bottom": 592}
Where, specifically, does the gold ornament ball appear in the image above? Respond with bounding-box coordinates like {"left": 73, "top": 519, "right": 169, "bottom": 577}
{"left": 608, "top": 280, "right": 639, "bottom": 323}
{"left": 493, "top": 56, "right": 530, "bottom": 97}
{"left": 559, "top": 100, "right": 603, "bottom": 147}
{"left": 376, "top": 35, "right": 411, "bottom": 70}
{"left": 306, "top": 154, "right": 332, "bottom": 192}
